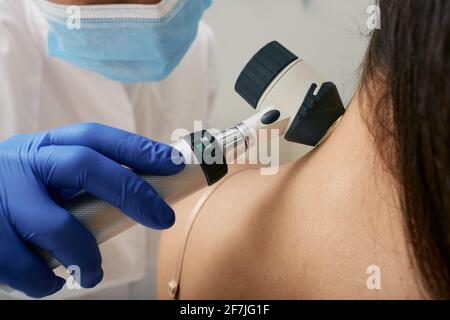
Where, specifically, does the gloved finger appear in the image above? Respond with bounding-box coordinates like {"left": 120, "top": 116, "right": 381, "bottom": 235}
{"left": 0, "top": 220, "right": 65, "bottom": 298}
{"left": 46, "top": 123, "right": 185, "bottom": 175}
{"left": 12, "top": 190, "right": 103, "bottom": 289}
{"left": 39, "top": 146, "right": 175, "bottom": 229}
{"left": 48, "top": 187, "right": 82, "bottom": 203}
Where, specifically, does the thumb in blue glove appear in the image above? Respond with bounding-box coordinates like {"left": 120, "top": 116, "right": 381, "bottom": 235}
{"left": 0, "top": 123, "right": 184, "bottom": 298}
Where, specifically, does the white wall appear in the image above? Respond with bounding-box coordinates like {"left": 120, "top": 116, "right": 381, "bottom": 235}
{"left": 204, "top": 0, "right": 373, "bottom": 129}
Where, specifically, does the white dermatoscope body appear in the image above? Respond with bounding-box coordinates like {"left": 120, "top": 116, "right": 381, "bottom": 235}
{"left": 11, "top": 42, "right": 346, "bottom": 273}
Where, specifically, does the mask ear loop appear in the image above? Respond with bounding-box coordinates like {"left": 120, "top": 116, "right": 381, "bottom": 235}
{"left": 167, "top": 168, "right": 248, "bottom": 299}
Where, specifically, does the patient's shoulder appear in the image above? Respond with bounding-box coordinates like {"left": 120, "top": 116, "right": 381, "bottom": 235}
{"left": 158, "top": 162, "right": 425, "bottom": 299}
{"left": 158, "top": 163, "right": 321, "bottom": 299}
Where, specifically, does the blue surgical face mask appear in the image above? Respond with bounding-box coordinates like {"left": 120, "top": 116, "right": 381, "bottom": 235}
{"left": 36, "top": 0, "right": 212, "bottom": 83}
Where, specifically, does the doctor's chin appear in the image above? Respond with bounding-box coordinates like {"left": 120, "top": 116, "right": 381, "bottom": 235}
{"left": 0, "top": 0, "right": 449, "bottom": 313}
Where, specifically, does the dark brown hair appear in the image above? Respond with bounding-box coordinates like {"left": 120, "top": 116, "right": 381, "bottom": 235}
{"left": 361, "top": 0, "right": 450, "bottom": 299}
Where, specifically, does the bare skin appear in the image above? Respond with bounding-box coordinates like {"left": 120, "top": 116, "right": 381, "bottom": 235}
{"left": 49, "top": 1, "right": 162, "bottom": 5}
{"left": 157, "top": 92, "right": 428, "bottom": 300}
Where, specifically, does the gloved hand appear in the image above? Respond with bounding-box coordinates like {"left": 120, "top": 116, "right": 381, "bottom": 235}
{"left": 0, "top": 123, "right": 184, "bottom": 298}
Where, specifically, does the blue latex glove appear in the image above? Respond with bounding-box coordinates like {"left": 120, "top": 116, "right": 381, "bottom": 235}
{"left": 0, "top": 123, "right": 184, "bottom": 298}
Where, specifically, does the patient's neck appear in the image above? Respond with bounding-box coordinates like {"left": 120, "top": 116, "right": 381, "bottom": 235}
{"left": 292, "top": 92, "right": 404, "bottom": 245}
{"left": 310, "top": 93, "right": 394, "bottom": 186}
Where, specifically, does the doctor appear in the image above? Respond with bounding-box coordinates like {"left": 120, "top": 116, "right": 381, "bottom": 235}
{"left": 0, "top": 0, "right": 217, "bottom": 299}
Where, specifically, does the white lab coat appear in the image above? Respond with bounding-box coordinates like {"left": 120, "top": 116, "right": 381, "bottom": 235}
{"left": 0, "top": 0, "right": 218, "bottom": 299}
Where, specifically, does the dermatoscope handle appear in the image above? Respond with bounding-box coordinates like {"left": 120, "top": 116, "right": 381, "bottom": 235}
{"left": 39, "top": 138, "right": 209, "bottom": 269}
